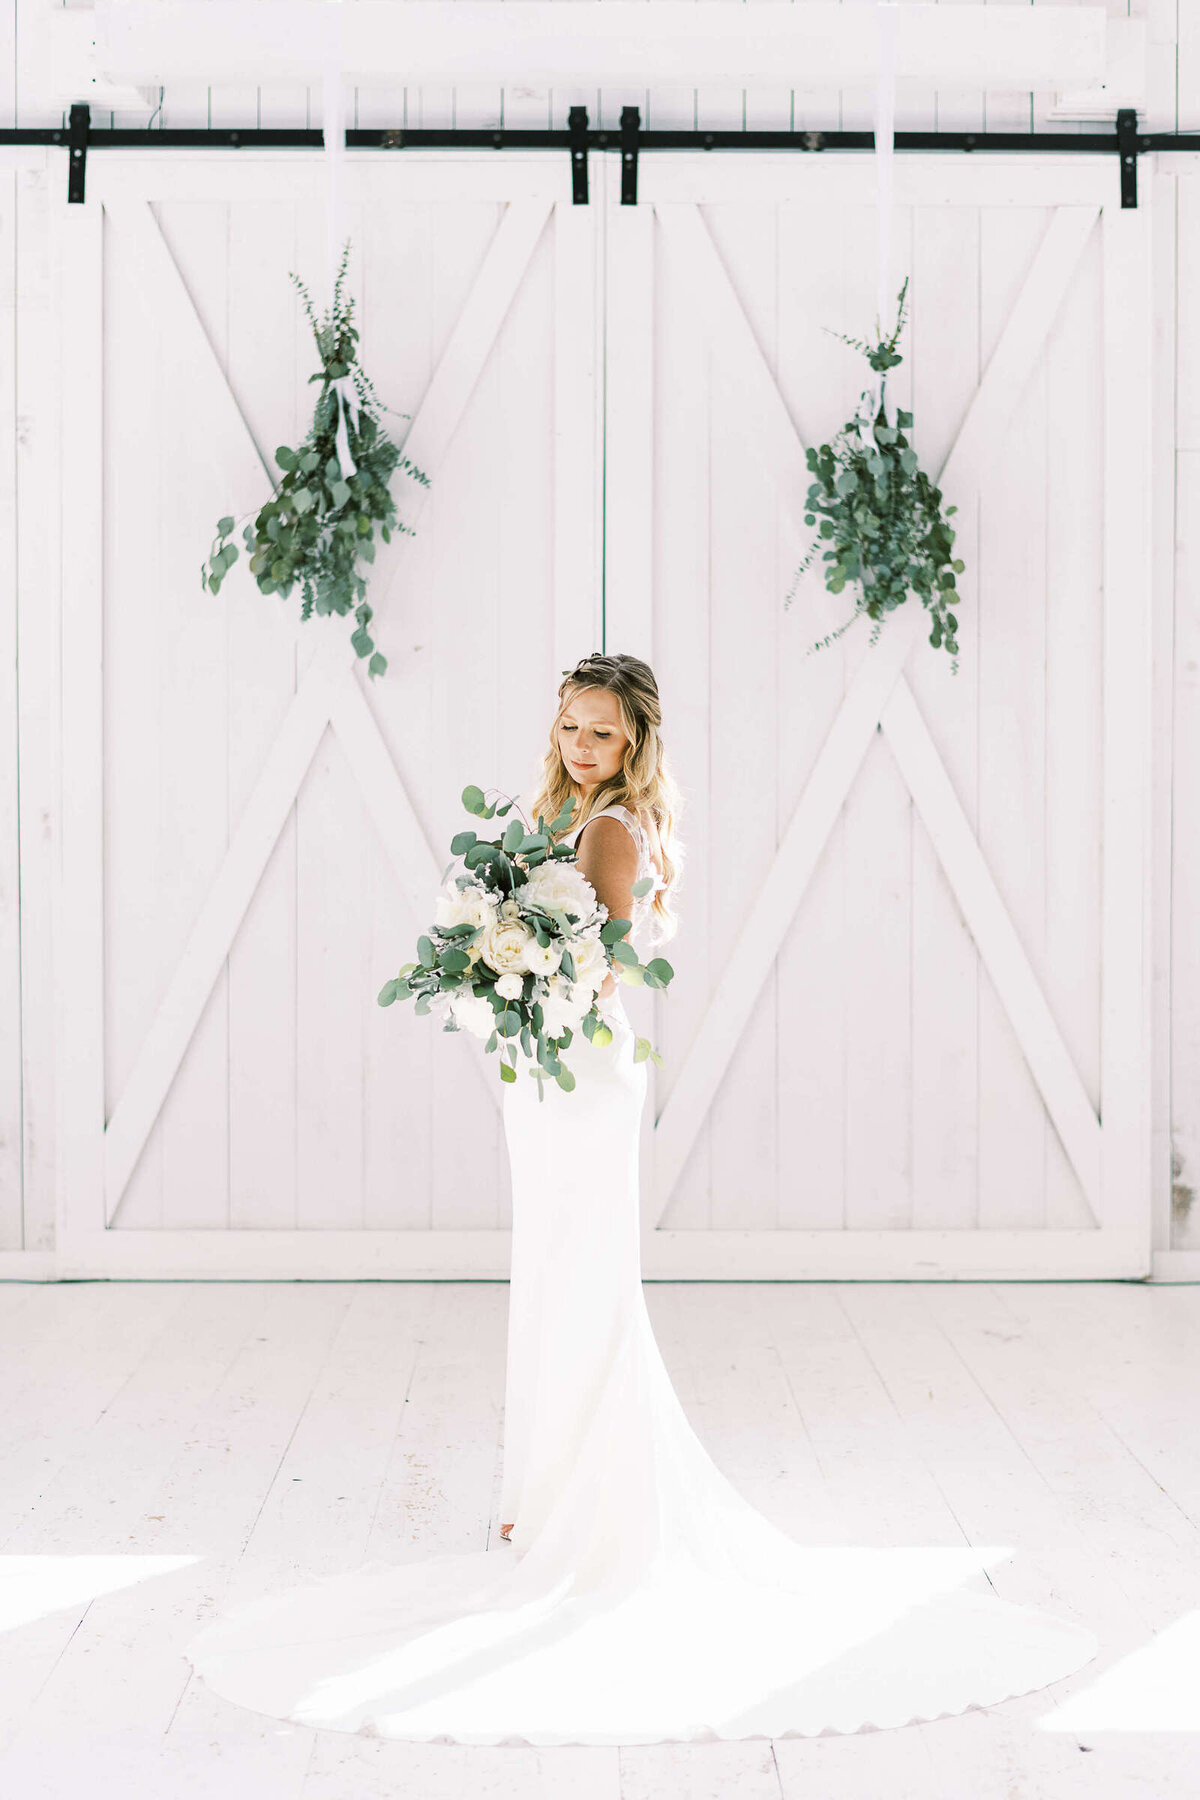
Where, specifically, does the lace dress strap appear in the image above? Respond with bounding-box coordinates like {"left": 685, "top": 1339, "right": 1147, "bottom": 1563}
{"left": 577, "top": 802, "right": 641, "bottom": 845}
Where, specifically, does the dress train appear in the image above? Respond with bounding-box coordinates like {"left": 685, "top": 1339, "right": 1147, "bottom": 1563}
{"left": 182, "top": 807, "right": 1098, "bottom": 1744}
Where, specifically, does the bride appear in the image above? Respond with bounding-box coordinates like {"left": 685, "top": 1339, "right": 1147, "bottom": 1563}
{"left": 183, "top": 652, "right": 1099, "bottom": 1745}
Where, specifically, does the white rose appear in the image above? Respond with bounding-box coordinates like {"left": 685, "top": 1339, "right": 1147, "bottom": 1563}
{"left": 521, "top": 860, "right": 600, "bottom": 921}
{"left": 494, "top": 971, "right": 525, "bottom": 1001}
{"left": 448, "top": 988, "right": 496, "bottom": 1039}
{"left": 479, "top": 917, "right": 535, "bottom": 975}
{"left": 499, "top": 898, "right": 523, "bottom": 921}
{"left": 523, "top": 935, "right": 562, "bottom": 976}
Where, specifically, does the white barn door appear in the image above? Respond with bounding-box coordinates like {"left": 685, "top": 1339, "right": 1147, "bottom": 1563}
{"left": 619, "top": 154, "right": 1154, "bottom": 1279}
{"left": 56, "top": 152, "right": 601, "bottom": 1277}
{"left": 55, "top": 151, "right": 1153, "bottom": 1282}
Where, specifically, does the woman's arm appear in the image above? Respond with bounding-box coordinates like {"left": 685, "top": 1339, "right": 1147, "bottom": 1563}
{"left": 573, "top": 817, "right": 638, "bottom": 1002}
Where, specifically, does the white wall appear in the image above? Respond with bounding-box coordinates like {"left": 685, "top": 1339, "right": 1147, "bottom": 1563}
{"left": 1, "top": 0, "right": 1197, "bottom": 136}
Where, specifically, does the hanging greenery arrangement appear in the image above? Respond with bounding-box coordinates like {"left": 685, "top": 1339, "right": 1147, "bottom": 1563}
{"left": 786, "top": 279, "right": 965, "bottom": 673}
{"left": 200, "top": 242, "right": 429, "bottom": 680}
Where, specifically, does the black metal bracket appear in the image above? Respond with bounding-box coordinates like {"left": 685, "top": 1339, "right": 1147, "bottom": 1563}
{"left": 568, "top": 105, "right": 589, "bottom": 205}
{"left": 67, "top": 102, "right": 89, "bottom": 204}
{"left": 620, "top": 106, "right": 640, "bottom": 205}
{"left": 1117, "top": 108, "right": 1139, "bottom": 209}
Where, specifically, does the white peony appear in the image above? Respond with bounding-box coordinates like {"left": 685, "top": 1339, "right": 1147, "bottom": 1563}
{"left": 522, "top": 935, "right": 562, "bottom": 976}
{"left": 435, "top": 881, "right": 498, "bottom": 933}
{"left": 448, "top": 988, "right": 497, "bottom": 1039}
{"left": 494, "top": 971, "right": 525, "bottom": 1001}
{"left": 521, "top": 860, "right": 599, "bottom": 921}
{"left": 479, "top": 917, "right": 535, "bottom": 975}
{"left": 569, "top": 931, "right": 608, "bottom": 994}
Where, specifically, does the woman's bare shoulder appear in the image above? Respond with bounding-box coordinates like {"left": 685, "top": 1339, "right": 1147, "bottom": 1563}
{"left": 576, "top": 811, "right": 640, "bottom": 860}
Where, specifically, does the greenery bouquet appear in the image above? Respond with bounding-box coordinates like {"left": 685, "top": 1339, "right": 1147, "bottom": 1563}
{"left": 201, "top": 241, "right": 428, "bottom": 680}
{"left": 787, "top": 278, "right": 965, "bottom": 672}
{"left": 377, "top": 785, "right": 674, "bottom": 1100}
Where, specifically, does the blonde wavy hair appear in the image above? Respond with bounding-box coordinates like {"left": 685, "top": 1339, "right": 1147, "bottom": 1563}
{"left": 525, "top": 652, "right": 685, "bottom": 945}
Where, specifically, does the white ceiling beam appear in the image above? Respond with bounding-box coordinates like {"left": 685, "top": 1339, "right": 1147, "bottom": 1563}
{"left": 68, "top": 3, "right": 1108, "bottom": 94}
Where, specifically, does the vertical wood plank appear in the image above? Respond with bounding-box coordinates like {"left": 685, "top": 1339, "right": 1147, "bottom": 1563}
{"left": 426, "top": 198, "right": 511, "bottom": 1228}
{"left": 0, "top": 161, "right": 21, "bottom": 1247}
{"left": 552, "top": 199, "right": 604, "bottom": 673}
{"left": 55, "top": 182, "right": 106, "bottom": 1258}
{"left": 14, "top": 156, "right": 59, "bottom": 1251}
{"left": 603, "top": 157, "right": 654, "bottom": 664}
{"left": 841, "top": 204, "right": 914, "bottom": 1234}
{"left": 154, "top": 196, "right": 235, "bottom": 1230}
{"left": 975, "top": 205, "right": 1051, "bottom": 1231}
{"left": 908, "top": 198, "right": 982, "bottom": 1231}
{"left": 0, "top": 0, "right": 14, "bottom": 132}
{"left": 361, "top": 187, "right": 438, "bottom": 1231}
{"left": 1042, "top": 215, "right": 1104, "bottom": 1227}
{"left": 705, "top": 202, "right": 780, "bottom": 1232}
{"left": 774, "top": 200, "right": 858, "bottom": 1233}
{"left": 295, "top": 725, "right": 368, "bottom": 1231}
{"left": 1100, "top": 189, "right": 1154, "bottom": 1257}
{"left": 651, "top": 197, "right": 714, "bottom": 1231}
{"left": 225, "top": 194, "right": 304, "bottom": 1232}
{"left": 1179, "top": 0, "right": 1200, "bottom": 131}
{"left": 1151, "top": 163, "right": 1180, "bottom": 1255}
{"left": 1177, "top": 175, "right": 1200, "bottom": 451}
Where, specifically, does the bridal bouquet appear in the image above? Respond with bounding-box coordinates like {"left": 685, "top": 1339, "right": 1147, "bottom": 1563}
{"left": 377, "top": 785, "right": 674, "bottom": 1098}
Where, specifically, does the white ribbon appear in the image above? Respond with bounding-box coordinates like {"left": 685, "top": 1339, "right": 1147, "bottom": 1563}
{"left": 873, "top": 2, "right": 899, "bottom": 427}
{"left": 323, "top": 45, "right": 358, "bottom": 483}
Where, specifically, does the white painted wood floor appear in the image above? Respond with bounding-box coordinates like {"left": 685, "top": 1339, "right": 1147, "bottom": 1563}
{"left": 0, "top": 1279, "right": 1196, "bottom": 1799}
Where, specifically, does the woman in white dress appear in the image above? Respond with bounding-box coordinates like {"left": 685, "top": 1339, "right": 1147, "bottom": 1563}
{"left": 183, "top": 652, "right": 1099, "bottom": 1745}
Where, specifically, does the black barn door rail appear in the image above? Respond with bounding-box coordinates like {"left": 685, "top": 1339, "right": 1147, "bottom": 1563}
{"left": 6, "top": 103, "right": 1197, "bottom": 207}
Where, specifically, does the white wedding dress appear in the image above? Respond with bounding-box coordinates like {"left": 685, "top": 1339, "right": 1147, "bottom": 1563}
{"left": 183, "top": 802, "right": 1099, "bottom": 1745}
